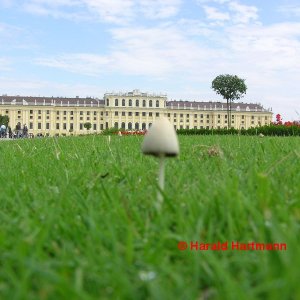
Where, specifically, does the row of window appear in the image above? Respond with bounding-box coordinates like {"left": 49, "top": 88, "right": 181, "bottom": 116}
{"left": 30, "top": 122, "right": 105, "bottom": 131}
{"left": 108, "top": 99, "right": 160, "bottom": 108}
{"left": 3, "top": 109, "right": 269, "bottom": 121}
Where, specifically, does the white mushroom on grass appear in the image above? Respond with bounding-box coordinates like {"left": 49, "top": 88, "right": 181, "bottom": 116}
{"left": 141, "top": 117, "right": 179, "bottom": 204}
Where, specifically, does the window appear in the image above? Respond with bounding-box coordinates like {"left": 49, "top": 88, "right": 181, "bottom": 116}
{"left": 142, "top": 112, "right": 146, "bottom": 117}
{"left": 156, "top": 113, "right": 159, "bottom": 117}
{"left": 46, "top": 123, "right": 50, "bottom": 129}
{"left": 129, "top": 99, "right": 132, "bottom": 106}
{"left": 70, "top": 111, "right": 74, "bottom": 115}
{"left": 38, "top": 123, "right": 41, "bottom": 129}
{"left": 207, "top": 114, "right": 209, "bottom": 118}
{"left": 122, "top": 112, "right": 125, "bottom": 116}
{"left": 242, "top": 115, "right": 245, "bottom": 119}
{"left": 93, "top": 124, "right": 97, "bottom": 130}
{"left": 207, "top": 120, "right": 209, "bottom": 123}
{"left": 149, "top": 100, "right": 153, "bottom": 107}
{"left": 57, "top": 111, "right": 60, "bottom": 115}
{"left": 135, "top": 112, "right": 139, "bottom": 116}
{"left": 168, "top": 113, "right": 170, "bottom": 117}
{"left": 200, "top": 114, "right": 203, "bottom": 118}
{"left": 80, "top": 123, "right": 83, "bottom": 130}
{"left": 56, "top": 123, "right": 60, "bottom": 130}
{"left": 94, "top": 111, "right": 97, "bottom": 116}
{"left": 194, "top": 114, "right": 197, "bottom": 118}
{"left": 218, "top": 114, "right": 221, "bottom": 118}
{"left": 100, "top": 124, "right": 104, "bottom": 130}
{"left": 70, "top": 123, "right": 73, "bottom": 130}
{"left": 38, "top": 110, "right": 41, "bottom": 114}
{"left": 180, "top": 114, "right": 183, "bottom": 118}
{"left": 149, "top": 112, "right": 152, "bottom": 117}
{"left": 128, "top": 122, "right": 132, "bottom": 130}
{"left": 46, "top": 116, "right": 49, "bottom": 120}
{"left": 87, "top": 111, "right": 90, "bottom": 115}
{"left": 57, "top": 117, "right": 59, "bottom": 120}
{"left": 18, "top": 111, "right": 21, "bottom": 114}
{"left": 63, "top": 123, "right": 67, "bottom": 130}
{"left": 251, "top": 116, "right": 255, "bottom": 119}
{"left": 136, "top": 99, "right": 139, "bottom": 107}
{"left": 121, "top": 122, "right": 125, "bottom": 129}
{"left": 115, "top": 111, "right": 118, "bottom": 116}
{"left": 30, "top": 110, "right": 33, "bottom": 114}
{"left": 80, "top": 111, "right": 83, "bottom": 115}
{"left": 106, "top": 99, "right": 109, "bottom": 106}
{"left": 30, "top": 116, "right": 33, "bottom": 119}
{"left": 114, "top": 122, "right": 118, "bottom": 129}
{"left": 156, "top": 100, "right": 159, "bottom": 108}
{"left": 149, "top": 123, "right": 152, "bottom": 128}
{"left": 115, "top": 99, "right": 118, "bottom": 106}
{"left": 128, "top": 112, "right": 132, "bottom": 116}
{"left": 187, "top": 114, "right": 189, "bottom": 118}
{"left": 135, "top": 122, "right": 139, "bottom": 130}
{"left": 143, "top": 100, "right": 146, "bottom": 107}
{"left": 265, "top": 116, "right": 267, "bottom": 121}
{"left": 142, "top": 123, "right": 146, "bottom": 130}
{"left": 47, "top": 110, "right": 50, "bottom": 114}
{"left": 64, "top": 111, "right": 67, "bottom": 115}
{"left": 29, "top": 122, "right": 33, "bottom": 129}
{"left": 122, "top": 99, "right": 125, "bottom": 106}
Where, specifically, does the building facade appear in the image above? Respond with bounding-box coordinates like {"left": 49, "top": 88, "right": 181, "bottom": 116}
{"left": 0, "top": 89, "right": 272, "bottom": 136}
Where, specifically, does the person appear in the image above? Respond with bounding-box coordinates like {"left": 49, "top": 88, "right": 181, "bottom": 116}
{"left": 23, "top": 124, "right": 28, "bottom": 138}
{"left": 0, "top": 124, "right": 6, "bottom": 138}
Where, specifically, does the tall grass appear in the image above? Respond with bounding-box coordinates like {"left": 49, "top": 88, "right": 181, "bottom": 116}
{"left": 0, "top": 135, "right": 299, "bottom": 299}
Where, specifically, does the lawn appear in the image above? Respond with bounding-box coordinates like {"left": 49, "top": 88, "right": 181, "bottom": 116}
{"left": 0, "top": 135, "right": 299, "bottom": 300}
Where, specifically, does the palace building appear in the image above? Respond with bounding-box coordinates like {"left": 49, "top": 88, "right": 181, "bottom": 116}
{"left": 0, "top": 89, "right": 272, "bottom": 136}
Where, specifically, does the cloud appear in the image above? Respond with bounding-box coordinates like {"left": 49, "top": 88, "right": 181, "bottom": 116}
{"left": 36, "top": 53, "right": 112, "bottom": 76}
{"left": 139, "top": 0, "right": 181, "bottom": 19}
{"left": 200, "top": 0, "right": 259, "bottom": 25}
{"left": 203, "top": 5, "right": 230, "bottom": 21}
{"left": 0, "top": 57, "right": 12, "bottom": 71}
{"left": 278, "top": 4, "right": 300, "bottom": 17}
{"left": 228, "top": 1, "right": 258, "bottom": 24}
{"left": 23, "top": 0, "right": 181, "bottom": 24}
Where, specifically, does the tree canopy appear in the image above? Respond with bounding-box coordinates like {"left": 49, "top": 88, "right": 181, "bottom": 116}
{"left": 84, "top": 122, "right": 92, "bottom": 130}
{"left": 212, "top": 74, "right": 247, "bottom": 101}
{"left": 0, "top": 115, "right": 9, "bottom": 127}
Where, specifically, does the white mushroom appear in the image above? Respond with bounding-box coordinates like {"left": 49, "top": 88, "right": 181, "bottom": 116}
{"left": 141, "top": 117, "right": 179, "bottom": 204}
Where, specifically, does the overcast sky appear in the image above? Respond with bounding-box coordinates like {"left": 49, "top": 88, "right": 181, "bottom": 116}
{"left": 0, "top": 0, "right": 299, "bottom": 121}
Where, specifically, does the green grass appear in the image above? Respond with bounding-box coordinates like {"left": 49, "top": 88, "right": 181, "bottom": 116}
{"left": 0, "top": 135, "right": 299, "bottom": 300}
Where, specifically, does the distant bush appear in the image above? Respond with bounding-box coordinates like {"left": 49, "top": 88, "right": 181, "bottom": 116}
{"left": 177, "top": 125, "right": 300, "bottom": 136}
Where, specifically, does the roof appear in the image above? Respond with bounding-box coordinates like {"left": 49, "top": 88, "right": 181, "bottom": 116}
{"left": 0, "top": 95, "right": 104, "bottom": 107}
{"left": 166, "top": 100, "right": 271, "bottom": 113}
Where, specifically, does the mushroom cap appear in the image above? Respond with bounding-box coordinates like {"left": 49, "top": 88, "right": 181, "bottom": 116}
{"left": 141, "top": 117, "right": 179, "bottom": 157}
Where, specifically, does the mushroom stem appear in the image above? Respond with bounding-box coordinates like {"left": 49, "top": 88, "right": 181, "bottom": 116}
{"left": 158, "top": 154, "right": 165, "bottom": 203}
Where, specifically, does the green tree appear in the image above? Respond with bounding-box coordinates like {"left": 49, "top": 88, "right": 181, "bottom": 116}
{"left": 212, "top": 74, "right": 247, "bottom": 129}
{"left": 0, "top": 115, "right": 9, "bottom": 127}
{"left": 84, "top": 122, "right": 92, "bottom": 131}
